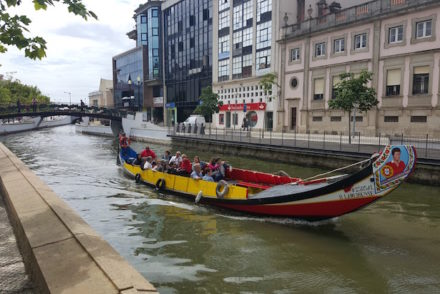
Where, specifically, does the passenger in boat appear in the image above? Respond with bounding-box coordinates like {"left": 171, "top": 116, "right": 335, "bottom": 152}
{"left": 143, "top": 156, "right": 153, "bottom": 170}
{"left": 208, "top": 158, "right": 228, "bottom": 181}
{"left": 154, "top": 160, "right": 167, "bottom": 172}
{"left": 202, "top": 168, "right": 214, "bottom": 182}
{"left": 162, "top": 150, "right": 171, "bottom": 161}
{"left": 140, "top": 146, "right": 156, "bottom": 159}
{"left": 132, "top": 154, "right": 143, "bottom": 166}
{"left": 119, "top": 132, "right": 130, "bottom": 148}
{"left": 169, "top": 151, "right": 182, "bottom": 166}
{"left": 190, "top": 164, "right": 203, "bottom": 179}
{"left": 177, "top": 154, "right": 192, "bottom": 176}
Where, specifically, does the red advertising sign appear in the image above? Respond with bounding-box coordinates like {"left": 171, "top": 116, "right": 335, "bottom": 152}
{"left": 219, "top": 102, "right": 266, "bottom": 111}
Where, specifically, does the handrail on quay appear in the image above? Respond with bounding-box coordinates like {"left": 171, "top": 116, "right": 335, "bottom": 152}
{"left": 168, "top": 123, "right": 440, "bottom": 163}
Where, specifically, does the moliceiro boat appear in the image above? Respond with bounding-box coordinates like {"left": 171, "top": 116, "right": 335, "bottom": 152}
{"left": 119, "top": 145, "right": 416, "bottom": 220}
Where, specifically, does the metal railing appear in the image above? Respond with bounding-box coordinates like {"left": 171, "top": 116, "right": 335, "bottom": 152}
{"left": 169, "top": 123, "right": 440, "bottom": 161}
{"left": 282, "top": 0, "right": 439, "bottom": 39}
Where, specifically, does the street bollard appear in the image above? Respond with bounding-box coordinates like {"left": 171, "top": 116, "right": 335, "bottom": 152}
{"left": 358, "top": 132, "right": 361, "bottom": 152}
{"left": 323, "top": 131, "right": 326, "bottom": 150}
{"left": 281, "top": 129, "right": 284, "bottom": 146}
{"left": 425, "top": 134, "right": 429, "bottom": 158}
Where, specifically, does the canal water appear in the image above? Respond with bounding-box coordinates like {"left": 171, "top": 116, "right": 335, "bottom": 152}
{"left": 2, "top": 125, "right": 440, "bottom": 293}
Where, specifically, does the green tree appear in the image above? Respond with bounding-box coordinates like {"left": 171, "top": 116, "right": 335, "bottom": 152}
{"left": 259, "top": 72, "right": 280, "bottom": 97}
{"left": 328, "top": 70, "right": 378, "bottom": 143}
{"left": 193, "top": 86, "right": 222, "bottom": 122}
{"left": 0, "top": 0, "right": 97, "bottom": 59}
{"left": 0, "top": 86, "right": 11, "bottom": 105}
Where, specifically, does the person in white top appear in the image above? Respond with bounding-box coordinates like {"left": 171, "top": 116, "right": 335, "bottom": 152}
{"left": 143, "top": 156, "right": 153, "bottom": 170}
{"left": 169, "top": 151, "right": 182, "bottom": 166}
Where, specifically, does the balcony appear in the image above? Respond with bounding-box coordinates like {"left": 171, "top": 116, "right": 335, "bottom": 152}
{"left": 281, "top": 0, "right": 439, "bottom": 40}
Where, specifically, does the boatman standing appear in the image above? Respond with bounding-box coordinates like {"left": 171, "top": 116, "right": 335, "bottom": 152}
{"left": 119, "top": 132, "right": 130, "bottom": 148}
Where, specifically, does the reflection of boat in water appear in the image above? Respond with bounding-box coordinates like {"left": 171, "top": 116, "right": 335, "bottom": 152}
{"left": 119, "top": 145, "right": 416, "bottom": 221}
{"left": 0, "top": 116, "right": 75, "bottom": 135}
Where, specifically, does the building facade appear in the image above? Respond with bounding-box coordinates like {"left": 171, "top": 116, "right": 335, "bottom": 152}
{"left": 279, "top": 0, "right": 440, "bottom": 137}
{"left": 162, "top": 0, "right": 213, "bottom": 125}
{"left": 211, "top": 0, "right": 284, "bottom": 130}
{"left": 88, "top": 79, "right": 113, "bottom": 108}
{"left": 113, "top": 0, "right": 164, "bottom": 122}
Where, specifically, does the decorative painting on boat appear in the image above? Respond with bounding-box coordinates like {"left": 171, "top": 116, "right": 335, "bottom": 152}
{"left": 373, "top": 145, "right": 416, "bottom": 193}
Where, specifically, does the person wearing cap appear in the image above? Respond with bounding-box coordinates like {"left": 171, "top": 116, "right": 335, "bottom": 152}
{"left": 169, "top": 151, "right": 182, "bottom": 166}
{"left": 140, "top": 146, "right": 156, "bottom": 159}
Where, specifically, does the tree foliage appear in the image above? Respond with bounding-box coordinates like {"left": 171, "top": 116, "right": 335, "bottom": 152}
{"left": 328, "top": 70, "right": 378, "bottom": 113}
{"left": 193, "top": 86, "right": 222, "bottom": 122}
{"left": 0, "top": 0, "right": 97, "bottom": 59}
{"left": 0, "top": 79, "right": 50, "bottom": 106}
{"left": 258, "top": 72, "right": 280, "bottom": 97}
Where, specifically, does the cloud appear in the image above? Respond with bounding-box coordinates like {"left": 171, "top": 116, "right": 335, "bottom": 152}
{"left": 0, "top": 0, "right": 140, "bottom": 103}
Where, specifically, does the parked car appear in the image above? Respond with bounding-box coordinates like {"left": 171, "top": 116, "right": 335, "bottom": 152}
{"left": 182, "top": 115, "right": 206, "bottom": 127}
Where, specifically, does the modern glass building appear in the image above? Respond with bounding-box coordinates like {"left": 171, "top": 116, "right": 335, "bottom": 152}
{"left": 163, "top": 0, "right": 213, "bottom": 123}
{"left": 113, "top": 0, "right": 164, "bottom": 122}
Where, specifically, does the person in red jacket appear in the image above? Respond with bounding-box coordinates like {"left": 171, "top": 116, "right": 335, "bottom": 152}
{"left": 119, "top": 132, "right": 130, "bottom": 148}
{"left": 140, "top": 146, "right": 156, "bottom": 159}
{"left": 178, "top": 154, "right": 192, "bottom": 176}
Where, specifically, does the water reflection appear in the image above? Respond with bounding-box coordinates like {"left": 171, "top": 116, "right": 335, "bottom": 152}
{"left": 1, "top": 125, "right": 440, "bottom": 293}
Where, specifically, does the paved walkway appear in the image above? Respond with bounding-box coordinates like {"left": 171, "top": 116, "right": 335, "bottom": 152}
{"left": 0, "top": 194, "right": 34, "bottom": 294}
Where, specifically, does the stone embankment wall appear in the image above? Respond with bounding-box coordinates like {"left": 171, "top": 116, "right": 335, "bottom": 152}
{"left": 0, "top": 143, "right": 157, "bottom": 294}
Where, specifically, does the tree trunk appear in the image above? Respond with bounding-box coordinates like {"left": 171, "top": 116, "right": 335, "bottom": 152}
{"left": 348, "top": 110, "right": 352, "bottom": 144}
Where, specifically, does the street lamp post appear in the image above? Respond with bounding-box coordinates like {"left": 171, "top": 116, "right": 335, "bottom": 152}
{"left": 137, "top": 76, "right": 141, "bottom": 111}
{"left": 128, "top": 76, "right": 133, "bottom": 111}
{"left": 64, "top": 91, "right": 71, "bottom": 105}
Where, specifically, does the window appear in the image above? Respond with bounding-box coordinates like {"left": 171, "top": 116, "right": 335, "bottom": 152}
{"left": 386, "top": 69, "right": 401, "bottom": 96}
{"left": 152, "top": 9, "right": 158, "bottom": 17}
{"left": 332, "top": 76, "right": 341, "bottom": 99}
{"left": 233, "top": 31, "right": 242, "bottom": 48}
{"left": 218, "top": 35, "right": 230, "bottom": 59}
{"left": 242, "top": 28, "right": 253, "bottom": 47}
{"left": 219, "top": 11, "right": 230, "bottom": 30}
{"left": 351, "top": 116, "right": 363, "bottom": 122}
{"left": 242, "top": 54, "right": 252, "bottom": 77}
{"left": 354, "top": 33, "right": 367, "bottom": 49}
{"left": 334, "top": 38, "right": 345, "bottom": 53}
{"left": 384, "top": 116, "right": 399, "bottom": 123}
{"left": 256, "top": 22, "right": 271, "bottom": 49}
{"left": 256, "top": 49, "right": 271, "bottom": 70}
{"left": 314, "top": 78, "right": 324, "bottom": 100}
{"left": 410, "top": 116, "right": 427, "bottom": 123}
{"left": 152, "top": 28, "right": 159, "bottom": 36}
{"left": 243, "top": 1, "right": 253, "bottom": 24}
{"left": 312, "top": 116, "right": 323, "bottom": 122}
{"left": 290, "top": 48, "right": 300, "bottom": 61}
{"left": 141, "top": 15, "right": 147, "bottom": 23}
{"left": 315, "top": 42, "right": 326, "bottom": 57}
{"left": 389, "top": 25, "right": 403, "bottom": 43}
{"left": 141, "top": 33, "right": 147, "bottom": 41}
{"left": 203, "top": 9, "right": 209, "bottom": 20}
{"left": 190, "top": 38, "right": 195, "bottom": 48}
{"left": 290, "top": 77, "right": 298, "bottom": 88}
{"left": 218, "top": 59, "right": 229, "bottom": 80}
{"left": 233, "top": 5, "right": 242, "bottom": 30}
{"left": 178, "top": 42, "right": 183, "bottom": 52}
{"left": 152, "top": 48, "right": 159, "bottom": 56}
{"left": 412, "top": 66, "right": 429, "bottom": 95}
{"left": 257, "top": 0, "right": 271, "bottom": 22}
{"left": 416, "top": 20, "right": 432, "bottom": 39}
{"left": 190, "top": 15, "right": 195, "bottom": 26}
{"left": 233, "top": 56, "right": 242, "bottom": 77}
{"left": 330, "top": 116, "right": 342, "bottom": 122}
{"left": 219, "top": 0, "right": 229, "bottom": 11}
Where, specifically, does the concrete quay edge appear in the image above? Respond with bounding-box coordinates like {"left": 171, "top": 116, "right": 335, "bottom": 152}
{"left": 0, "top": 143, "right": 157, "bottom": 294}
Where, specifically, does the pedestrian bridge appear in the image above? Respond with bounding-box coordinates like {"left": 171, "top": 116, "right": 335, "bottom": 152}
{"left": 0, "top": 104, "right": 125, "bottom": 135}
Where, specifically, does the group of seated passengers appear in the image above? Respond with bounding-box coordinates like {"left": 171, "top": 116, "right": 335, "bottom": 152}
{"left": 132, "top": 146, "right": 228, "bottom": 182}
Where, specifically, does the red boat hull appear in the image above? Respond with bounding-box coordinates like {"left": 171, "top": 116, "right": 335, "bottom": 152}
{"left": 211, "top": 196, "right": 381, "bottom": 219}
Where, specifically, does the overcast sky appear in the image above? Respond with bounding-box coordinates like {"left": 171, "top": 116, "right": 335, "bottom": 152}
{"left": 0, "top": 0, "right": 140, "bottom": 104}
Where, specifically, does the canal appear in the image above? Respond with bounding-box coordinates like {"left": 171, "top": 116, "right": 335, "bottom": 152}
{"left": 1, "top": 125, "right": 440, "bottom": 293}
